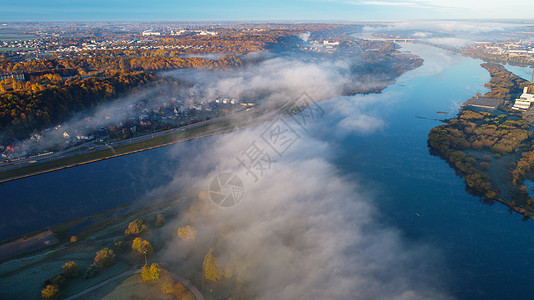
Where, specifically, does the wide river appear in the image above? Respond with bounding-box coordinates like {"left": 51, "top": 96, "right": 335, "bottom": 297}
{"left": 2, "top": 44, "right": 534, "bottom": 299}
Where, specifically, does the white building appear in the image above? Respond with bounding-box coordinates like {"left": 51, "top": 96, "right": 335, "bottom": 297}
{"left": 198, "top": 30, "right": 217, "bottom": 36}
{"left": 323, "top": 40, "right": 339, "bottom": 47}
{"left": 512, "top": 87, "right": 534, "bottom": 110}
{"left": 142, "top": 31, "right": 161, "bottom": 36}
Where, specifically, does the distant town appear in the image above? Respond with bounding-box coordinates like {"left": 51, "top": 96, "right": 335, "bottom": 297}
{"left": 463, "top": 40, "right": 534, "bottom": 66}
{"left": 0, "top": 22, "right": 421, "bottom": 178}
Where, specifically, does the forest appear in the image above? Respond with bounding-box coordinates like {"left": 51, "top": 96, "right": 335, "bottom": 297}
{"left": 0, "top": 71, "right": 157, "bottom": 141}
{"left": 481, "top": 63, "right": 531, "bottom": 99}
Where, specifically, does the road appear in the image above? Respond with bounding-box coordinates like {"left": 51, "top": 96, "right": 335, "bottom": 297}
{"left": 0, "top": 107, "right": 260, "bottom": 173}
{"left": 0, "top": 99, "right": 291, "bottom": 178}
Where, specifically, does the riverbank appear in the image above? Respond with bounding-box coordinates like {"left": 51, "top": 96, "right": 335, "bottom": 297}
{"left": 0, "top": 100, "right": 295, "bottom": 184}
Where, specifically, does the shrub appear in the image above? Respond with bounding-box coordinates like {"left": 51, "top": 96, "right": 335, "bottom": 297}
{"left": 154, "top": 214, "right": 166, "bottom": 228}
{"left": 84, "top": 263, "right": 99, "bottom": 279}
{"left": 113, "top": 238, "right": 128, "bottom": 253}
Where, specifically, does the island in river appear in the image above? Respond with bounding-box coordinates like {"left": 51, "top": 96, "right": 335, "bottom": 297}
{"left": 428, "top": 63, "right": 534, "bottom": 219}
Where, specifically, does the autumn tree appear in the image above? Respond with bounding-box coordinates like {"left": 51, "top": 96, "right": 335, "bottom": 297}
{"left": 132, "top": 237, "right": 153, "bottom": 264}
{"left": 159, "top": 271, "right": 190, "bottom": 298}
{"left": 41, "top": 284, "right": 59, "bottom": 299}
{"left": 94, "top": 248, "right": 116, "bottom": 269}
{"left": 160, "top": 273, "right": 176, "bottom": 295}
{"left": 203, "top": 249, "right": 223, "bottom": 282}
{"left": 125, "top": 219, "right": 148, "bottom": 238}
{"left": 62, "top": 261, "right": 79, "bottom": 278}
{"left": 177, "top": 225, "right": 196, "bottom": 241}
{"left": 141, "top": 263, "right": 161, "bottom": 282}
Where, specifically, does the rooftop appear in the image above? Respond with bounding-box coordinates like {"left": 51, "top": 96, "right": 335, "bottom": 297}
{"left": 461, "top": 97, "right": 503, "bottom": 110}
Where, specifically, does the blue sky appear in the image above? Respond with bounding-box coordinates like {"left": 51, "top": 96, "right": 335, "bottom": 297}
{"left": 1, "top": 0, "right": 532, "bottom": 21}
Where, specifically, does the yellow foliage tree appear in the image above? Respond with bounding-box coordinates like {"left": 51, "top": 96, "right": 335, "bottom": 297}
{"left": 41, "top": 284, "right": 59, "bottom": 299}
{"left": 203, "top": 249, "right": 224, "bottom": 282}
{"left": 132, "top": 237, "right": 153, "bottom": 264}
{"left": 160, "top": 273, "right": 176, "bottom": 295}
{"left": 177, "top": 225, "right": 196, "bottom": 241}
{"left": 125, "top": 219, "right": 147, "bottom": 238}
{"left": 94, "top": 248, "right": 115, "bottom": 269}
{"left": 141, "top": 263, "right": 161, "bottom": 283}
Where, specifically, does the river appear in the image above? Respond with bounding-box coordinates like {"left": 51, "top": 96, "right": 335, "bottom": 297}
{"left": 1, "top": 43, "right": 534, "bottom": 299}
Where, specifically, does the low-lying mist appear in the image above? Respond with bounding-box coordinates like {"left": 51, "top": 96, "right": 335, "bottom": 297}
{"left": 10, "top": 50, "right": 397, "bottom": 156}
{"left": 153, "top": 113, "right": 453, "bottom": 299}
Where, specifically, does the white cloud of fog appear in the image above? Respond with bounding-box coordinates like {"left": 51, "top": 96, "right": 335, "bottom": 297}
{"left": 425, "top": 37, "right": 471, "bottom": 48}
{"left": 9, "top": 55, "right": 359, "bottom": 154}
{"left": 9, "top": 88, "right": 160, "bottom": 152}
{"left": 156, "top": 114, "right": 452, "bottom": 299}
{"left": 360, "top": 20, "right": 526, "bottom": 49}
{"left": 299, "top": 32, "right": 311, "bottom": 42}
{"left": 338, "top": 113, "right": 385, "bottom": 133}
{"left": 412, "top": 31, "right": 433, "bottom": 38}
{"left": 169, "top": 56, "right": 353, "bottom": 106}
{"left": 361, "top": 21, "right": 513, "bottom": 34}
{"left": 384, "top": 21, "right": 513, "bottom": 34}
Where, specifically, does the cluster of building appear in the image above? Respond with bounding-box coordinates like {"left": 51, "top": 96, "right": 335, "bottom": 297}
{"left": 169, "top": 30, "right": 218, "bottom": 36}
{"left": 512, "top": 87, "right": 534, "bottom": 111}
{"left": 0, "top": 38, "right": 46, "bottom": 51}
{"left": 1, "top": 96, "right": 253, "bottom": 161}
{"left": 50, "top": 39, "right": 208, "bottom": 54}
{"left": 471, "top": 41, "right": 534, "bottom": 59}
{"left": 461, "top": 87, "right": 534, "bottom": 112}
{"left": 299, "top": 40, "right": 340, "bottom": 53}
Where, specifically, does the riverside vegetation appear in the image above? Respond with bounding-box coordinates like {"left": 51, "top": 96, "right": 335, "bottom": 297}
{"left": 428, "top": 63, "right": 534, "bottom": 218}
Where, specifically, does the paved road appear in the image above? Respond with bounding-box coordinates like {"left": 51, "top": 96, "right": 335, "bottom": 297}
{"left": 64, "top": 267, "right": 204, "bottom": 300}
{"left": 0, "top": 107, "right": 261, "bottom": 173}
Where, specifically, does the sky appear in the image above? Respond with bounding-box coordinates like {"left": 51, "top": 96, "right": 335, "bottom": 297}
{"left": 1, "top": 0, "right": 533, "bottom": 22}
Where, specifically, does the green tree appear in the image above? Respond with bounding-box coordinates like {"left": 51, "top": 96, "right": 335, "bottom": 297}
{"left": 94, "top": 248, "right": 115, "bottom": 269}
